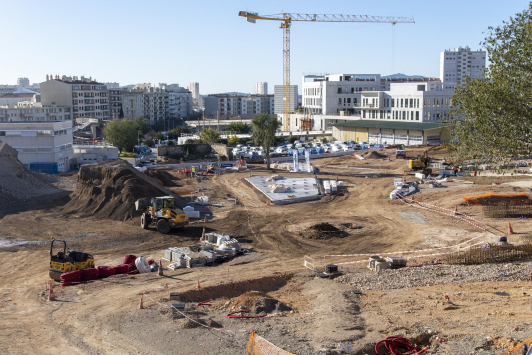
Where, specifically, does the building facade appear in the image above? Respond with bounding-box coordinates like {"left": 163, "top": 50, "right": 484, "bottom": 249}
{"left": 274, "top": 85, "right": 298, "bottom": 114}
{"left": 17, "top": 77, "right": 30, "bottom": 86}
{"left": 122, "top": 89, "right": 144, "bottom": 121}
{"left": 188, "top": 82, "right": 199, "bottom": 99}
{"left": 0, "top": 119, "right": 74, "bottom": 172}
{"left": 208, "top": 94, "right": 274, "bottom": 117}
{"left": 40, "top": 75, "right": 109, "bottom": 121}
{"left": 108, "top": 88, "right": 125, "bottom": 119}
{"left": 0, "top": 93, "right": 37, "bottom": 108}
{"left": 104, "top": 82, "right": 120, "bottom": 89}
{"left": 254, "top": 82, "right": 268, "bottom": 95}
{"left": 440, "top": 46, "right": 486, "bottom": 89}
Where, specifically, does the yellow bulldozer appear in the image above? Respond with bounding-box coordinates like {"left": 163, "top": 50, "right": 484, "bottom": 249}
{"left": 135, "top": 196, "right": 189, "bottom": 234}
{"left": 49, "top": 239, "right": 95, "bottom": 281}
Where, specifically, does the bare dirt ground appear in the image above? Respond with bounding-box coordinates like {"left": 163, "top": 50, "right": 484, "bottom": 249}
{"left": 2, "top": 149, "right": 532, "bottom": 354}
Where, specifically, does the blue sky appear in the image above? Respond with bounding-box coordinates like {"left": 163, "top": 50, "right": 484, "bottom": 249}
{"left": 0, "top": 0, "right": 529, "bottom": 94}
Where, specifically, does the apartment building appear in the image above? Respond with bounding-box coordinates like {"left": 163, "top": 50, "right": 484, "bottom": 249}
{"left": 188, "top": 82, "right": 199, "bottom": 99}
{"left": 0, "top": 103, "right": 71, "bottom": 123}
{"left": 40, "top": 75, "right": 109, "bottom": 121}
{"left": 255, "top": 82, "right": 268, "bottom": 95}
{"left": 122, "top": 89, "right": 144, "bottom": 120}
{"left": 162, "top": 84, "right": 192, "bottom": 119}
{"left": 440, "top": 46, "right": 486, "bottom": 89}
{"left": 17, "top": 77, "right": 30, "bottom": 86}
{"left": 0, "top": 93, "right": 37, "bottom": 108}
{"left": 109, "top": 88, "right": 125, "bottom": 119}
{"left": 208, "top": 94, "right": 274, "bottom": 117}
{"left": 274, "top": 85, "right": 298, "bottom": 114}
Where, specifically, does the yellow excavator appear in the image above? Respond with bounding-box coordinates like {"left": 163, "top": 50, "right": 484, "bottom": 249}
{"left": 407, "top": 145, "right": 446, "bottom": 175}
{"left": 136, "top": 196, "right": 189, "bottom": 234}
{"left": 49, "top": 239, "right": 95, "bottom": 281}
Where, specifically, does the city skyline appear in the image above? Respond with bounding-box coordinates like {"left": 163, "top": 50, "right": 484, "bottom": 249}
{"left": 0, "top": 0, "right": 528, "bottom": 94}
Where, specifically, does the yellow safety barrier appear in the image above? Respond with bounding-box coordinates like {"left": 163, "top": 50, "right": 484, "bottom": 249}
{"left": 247, "top": 331, "right": 295, "bottom": 355}
{"left": 498, "top": 335, "right": 532, "bottom": 355}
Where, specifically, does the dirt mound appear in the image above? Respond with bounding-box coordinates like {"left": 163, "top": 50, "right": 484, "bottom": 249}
{"left": 364, "top": 151, "right": 387, "bottom": 159}
{"left": 175, "top": 317, "right": 222, "bottom": 329}
{"left": 143, "top": 168, "right": 180, "bottom": 187}
{"left": 224, "top": 291, "right": 291, "bottom": 314}
{"left": 61, "top": 160, "right": 182, "bottom": 221}
{"left": 300, "top": 222, "right": 346, "bottom": 239}
{"left": 0, "top": 140, "right": 60, "bottom": 208}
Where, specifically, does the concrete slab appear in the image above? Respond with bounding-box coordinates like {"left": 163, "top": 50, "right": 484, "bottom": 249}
{"left": 246, "top": 175, "right": 321, "bottom": 205}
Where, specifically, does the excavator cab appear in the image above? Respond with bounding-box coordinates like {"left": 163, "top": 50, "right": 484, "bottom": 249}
{"left": 49, "top": 239, "right": 95, "bottom": 281}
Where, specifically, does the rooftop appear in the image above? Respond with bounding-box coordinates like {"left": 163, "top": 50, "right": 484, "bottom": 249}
{"left": 332, "top": 120, "right": 449, "bottom": 131}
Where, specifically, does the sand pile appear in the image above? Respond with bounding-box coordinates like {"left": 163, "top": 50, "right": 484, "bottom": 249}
{"left": 0, "top": 141, "right": 60, "bottom": 208}
{"left": 61, "top": 160, "right": 182, "bottom": 221}
{"left": 300, "top": 222, "right": 346, "bottom": 239}
{"left": 224, "top": 291, "right": 291, "bottom": 314}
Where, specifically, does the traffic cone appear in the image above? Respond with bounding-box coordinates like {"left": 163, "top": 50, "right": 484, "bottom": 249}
{"left": 266, "top": 200, "right": 270, "bottom": 206}
{"left": 138, "top": 297, "right": 144, "bottom": 309}
{"left": 509, "top": 222, "right": 514, "bottom": 234}
{"left": 196, "top": 279, "right": 201, "bottom": 289}
{"left": 365, "top": 159, "right": 368, "bottom": 164}
{"left": 454, "top": 206, "right": 458, "bottom": 215}
{"left": 403, "top": 175, "right": 406, "bottom": 182}
{"left": 48, "top": 283, "right": 56, "bottom": 301}
{"left": 204, "top": 216, "right": 207, "bottom": 223}
{"left": 158, "top": 260, "right": 164, "bottom": 276}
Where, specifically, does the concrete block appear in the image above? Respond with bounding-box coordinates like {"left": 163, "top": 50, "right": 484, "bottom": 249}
{"left": 172, "top": 303, "right": 186, "bottom": 310}
{"left": 169, "top": 292, "right": 180, "bottom": 301}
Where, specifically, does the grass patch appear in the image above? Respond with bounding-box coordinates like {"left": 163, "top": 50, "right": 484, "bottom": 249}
{"left": 119, "top": 152, "right": 137, "bottom": 158}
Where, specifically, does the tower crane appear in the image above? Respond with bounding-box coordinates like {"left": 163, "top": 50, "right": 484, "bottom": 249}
{"left": 239, "top": 12, "right": 415, "bottom": 132}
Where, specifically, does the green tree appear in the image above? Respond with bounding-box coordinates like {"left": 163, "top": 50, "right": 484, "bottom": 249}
{"left": 450, "top": 3, "right": 532, "bottom": 164}
{"left": 228, "top": 134, "right": 239, "bottom": 146}
{"left": 154, "top": 132, "right": 164, "bottom": 141}
{"left": 142, "top": 138, "right": 154, "bottom": 147}
{"left": 103, "top": 119, "right": 137, "bottom": 153}
{"left": 133, "top": 116, "right": 151, "bottom": 135}
{"left": 168, "top": 127, "right": 190, "bottom": 139}
{"left": 199, "top": 128, "right": 220, "bottom": 145}
{"left": 226, "top": 122, "right": 251, "bottom": 134}
{"left": 251, "top": 114, "right": 281, "bottom": 169}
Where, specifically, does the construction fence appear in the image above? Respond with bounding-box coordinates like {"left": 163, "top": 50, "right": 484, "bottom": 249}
{"left": 247, "top": 331, "right": 295, "bottom": 355}
{"left": 447, "top": 244, "right": 532, "bottom": 265}
{"left": 483, "top": 202, "right": 532, "bottom": 219}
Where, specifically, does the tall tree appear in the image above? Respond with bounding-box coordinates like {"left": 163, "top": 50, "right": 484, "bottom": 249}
{"left": 199, "top": 128, "right": 220, "bottom": 145}
{"left": 450, "top": 3, "right": 532, "bottom": 164}
{"left": 251, "top": 114, "right": 281, "bottom": 169}
{"left": 103, "top": 119, "right": 137, "bottom": 153}
{"left": 133, "top": 116, "right": 151, "bottom": 135}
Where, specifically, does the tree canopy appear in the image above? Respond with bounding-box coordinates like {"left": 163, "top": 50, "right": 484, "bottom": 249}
{"left": 103, "top": 119, "right": 138, "bottom": 153}
{"left": 199, "top": 128, "right": 220, "bottom": 145}
{"left": 168, "top": 127, "right": 190, "bottom": 139}
{"left": 450, "top": 3, "right": 532, "bottom": 163}
{"left": 226, "top": 122, "right": 251, "bottom": 134}
{"left": 133, "top": 116, "right": 151, "bottom": 135}
{"left": 251, "top": 114, "right": 281, "bottom": 169}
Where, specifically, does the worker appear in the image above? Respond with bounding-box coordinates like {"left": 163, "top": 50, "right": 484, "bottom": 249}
{"left": 474, "top": 170, "right": 477, "bottom": 177}
{"left": 191, "top": 166, "right": 196, "bottom": 177}
{"left": 453, "top": 166, "right": 458, "bottom": 175}
{"left": 184, "top": 166, "right": 189, "bottom": 177}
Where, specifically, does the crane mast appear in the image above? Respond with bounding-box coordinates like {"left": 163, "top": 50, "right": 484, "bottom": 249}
{"left": 239, "top": 11, "right": 415, "bottom": 132}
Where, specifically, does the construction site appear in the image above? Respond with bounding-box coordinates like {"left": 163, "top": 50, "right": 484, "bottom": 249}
{"left": 2, "top": 138, "right": 532, "bottom": 355}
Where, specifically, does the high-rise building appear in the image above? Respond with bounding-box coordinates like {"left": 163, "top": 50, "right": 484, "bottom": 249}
{"left": 274, "top": 85, "right": 298, "bottom": 114}
{"left": 254, "top": 82, "right": 268, "bottom": 95}
{"left": 17, "top": 77, "right": 30, "bottom": 86}
{"left": 188, "top": 82, "right": 199, "bottom": 99}
{"left": 440, "top": 46, "right": 486, "bottom": 90}
{"left": 40, "top": 75, "right": 109, "bottom": 121}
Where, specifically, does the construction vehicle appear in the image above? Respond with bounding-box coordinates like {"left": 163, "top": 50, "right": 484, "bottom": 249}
{"left": 49, "top": 239, "right": 95, "bottom": 281}
{"left": 396, "top": 144, "right": 406, "bottom": 159}
{"left": 407, "top": 145, "right": 446, "bottom": 175}
{"left": 136, "top": 196, "right": 188, "bottom": 234}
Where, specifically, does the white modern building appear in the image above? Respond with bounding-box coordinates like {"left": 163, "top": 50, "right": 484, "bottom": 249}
{"left": 73, "top": 143, "right": 118, "bottom": 166}
{"left": 188, "top": 82, "right": 199, "bottom": 99}
{"left": 40, "top": 75, "right": 109, "bottom": 121}
{"left": 0, "top": 104, "right": 71, "bottom": 122}
{"left": 440, "top": 46, "right": 486, "bottom": 89}
{"left": 274, "top": 85, "right": 298, "bottom": 114}
{"left": 0, "top": 119, "right": 74, "bottom": 173}
{"left": 17, "top": 77, "right": 30, "bottom": 86}
{"left": 254, "top": 82, "right": 268, "bottom": 95}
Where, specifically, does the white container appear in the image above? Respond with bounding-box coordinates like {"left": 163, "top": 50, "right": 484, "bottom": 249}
{"left": 415, "top": 173, "right": 425, "bottom": 179}
{"left": 330, "top": 180, "right": 337, "bottom": 192}
{"left": 338, "top": 181, "right": 344, "bottom": 187}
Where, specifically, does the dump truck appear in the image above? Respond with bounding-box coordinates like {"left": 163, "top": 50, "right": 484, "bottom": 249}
{"left": 136, "top": 196, "right": 189, "bottom": 234}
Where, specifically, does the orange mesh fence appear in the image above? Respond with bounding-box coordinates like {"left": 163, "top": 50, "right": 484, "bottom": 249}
{"left": 463, "top": 191, "right": 528, "bottom": 205}
{"left": 498, "top": 335, "right": 532, "bottom": 355}
{"left": 247, "top": 331, "right": 295, "bottom": 355}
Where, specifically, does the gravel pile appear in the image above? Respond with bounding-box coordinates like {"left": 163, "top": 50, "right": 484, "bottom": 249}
{"left": 336, "top": 262, "right": 532, "bottom": 291}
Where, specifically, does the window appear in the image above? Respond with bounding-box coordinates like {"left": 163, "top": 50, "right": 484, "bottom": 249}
{"left": 337, "top": 88, "right": 342, "bottom": 94}
{"left": 0, "top": 131, "right": 4, "bottom": 136}
{"left": 391, "top": 99, "right": 395, "bottom": 107}
{"left": 402, "top": 111, "right": 406, "bottom": 120}
{"left": 401, "top": 99, "right": 403, "bottom": 108}
{"left": 417, "top": 99, "right": 420, "bottom": 108}
{"left": 410, "top": 99, "right": 413, "bottom": 108}
{"left": 411, "top": 111, "right": 414, "bottom": 120}
{"left": 416, "top": 111, "right": 419, "bottom": 120}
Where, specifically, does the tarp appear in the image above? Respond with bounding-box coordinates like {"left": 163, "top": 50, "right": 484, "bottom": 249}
{"left": 463, "top": 191, "right": 528, "bottom": 205}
